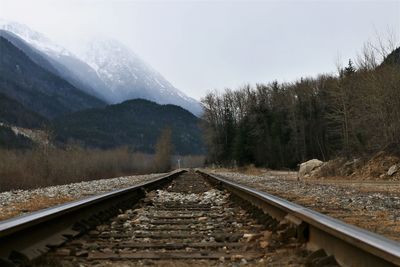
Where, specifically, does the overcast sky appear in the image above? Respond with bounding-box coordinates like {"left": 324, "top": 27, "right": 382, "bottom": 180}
{"left": 0, "top": 0, "right": 399, "bottom": 100}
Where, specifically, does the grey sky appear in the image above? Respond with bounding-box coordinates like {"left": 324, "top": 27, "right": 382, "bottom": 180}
{"left": 0, "top": 0, "right": 399, "bottom": 100}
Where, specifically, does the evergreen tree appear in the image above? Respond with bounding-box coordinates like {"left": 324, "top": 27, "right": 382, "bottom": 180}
{"left": 344, "top": 59, "right": 356, "bottom": 76}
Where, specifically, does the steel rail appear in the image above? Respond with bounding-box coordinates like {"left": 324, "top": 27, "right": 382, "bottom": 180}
{"left": 0, "top": 169, "right": 185, "bottom": 266}
{"left": 198, "top": 170, "right": 400, "bottom": 267}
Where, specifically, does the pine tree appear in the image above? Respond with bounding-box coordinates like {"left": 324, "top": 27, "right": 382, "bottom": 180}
{"left": 344, "top": 59, "right": 356, "bottom": 76}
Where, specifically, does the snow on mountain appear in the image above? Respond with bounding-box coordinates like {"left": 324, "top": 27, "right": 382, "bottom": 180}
{"left": 77, "top": 38, "right": 203, "bottom": 116}
{"left": 0, "top": 19, "right": 71, "bottom": 58}
{"left": 0, "top": 19, "right": 113, "bottom": 102}
{"left": 0, "top": 19, "right": 203, "bottom": 115}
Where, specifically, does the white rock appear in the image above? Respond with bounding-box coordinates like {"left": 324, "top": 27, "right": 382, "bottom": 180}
{"left": 387, "top": 164, "right": 398, "bottom": 176}
{"left": 123, "top": 222, "right": 131, "bottom": 229}
{"left": 298, "top": 159, "right": 323, "bottom": 178}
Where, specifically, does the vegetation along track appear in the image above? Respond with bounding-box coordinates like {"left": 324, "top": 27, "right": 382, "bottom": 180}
{"left": 0, "top": 170, "right": 399, "bottom": 267}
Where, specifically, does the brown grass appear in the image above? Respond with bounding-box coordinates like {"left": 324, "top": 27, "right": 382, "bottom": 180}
{"left": 172, "top": 155, "right": 206, "bottom": 169}
{"left": 237, "top": 164, "right": 267, "bottom": 175}
{"left": 207, "top": 164, "right": 267, "bottom": 176}
{"left": 0, "top": 195, "right": 74, "bottom": 221}
{"left": 353, "top": 152, "right": 400, "bottom": 179}
{"left": 0, "top": 146, "right": 157, "bottom": 192}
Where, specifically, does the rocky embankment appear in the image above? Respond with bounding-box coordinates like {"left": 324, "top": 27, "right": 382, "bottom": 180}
{"left": 211, "top": 170, "right": 400, "bottom": 242}
{"left": 298, "top": 151, "right": 400, "bottom": 180}
{"left": 0, "top": 173, "right": 166, "bottom": 221}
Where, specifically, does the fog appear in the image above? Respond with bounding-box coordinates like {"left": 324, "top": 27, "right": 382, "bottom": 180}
{"left": 0, "top": 0, "right": 399, "bottom": 100}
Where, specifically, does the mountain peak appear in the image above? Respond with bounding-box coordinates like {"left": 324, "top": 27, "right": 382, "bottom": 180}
{"left": 0, "top": 20, "right": 202, "bottom": 115}
{"left": 77, "top": 37, "right": 202, "bottom": 115}
{"left": 0, "top": 18, "right": 72, "bottom": 57}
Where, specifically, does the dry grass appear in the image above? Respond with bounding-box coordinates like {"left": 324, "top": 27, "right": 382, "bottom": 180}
{"left": 236, "top": 164, "right": 267, "bottom": 175}
{"left": 354, "top": 152, "right": 400, "bottom": 179}
{"left": 0, "top": 146, "right": 157, "bottom": 192}
{"left": 207, "top": 164, "right": 267, "bottom": 176}
{"left": 172, "top": 155, "right": 205, "bottom": 169}
{"left": 0, "top": 195, "right": 74, "bottom": 221}
{"left": 208, "top": 165, "right": 298, "bottom": 180}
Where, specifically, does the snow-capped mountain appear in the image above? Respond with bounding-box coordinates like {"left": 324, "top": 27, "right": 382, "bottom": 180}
{"left": 0, "top": 19, "right": 70, "bottom": 57}
{"left": 76, "top": 38, "right": 203, "bottom": 115}
{"left": 0, "top": 19, "right": 202, "bottom": 115}
{"left": 0, "top": 19, "right": 113, "bottom": 102}
{"left": 0, "top": 34, "right": 106, "bottom": 118}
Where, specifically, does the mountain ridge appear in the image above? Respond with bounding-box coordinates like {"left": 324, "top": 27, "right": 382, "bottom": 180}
{"left": 0, "top": 92, "right": 48, "bottom": 129}
{"left": 0, "top": 36, "right": 106, "bottom": 118}
{"left": 0, "top": 21, "right": 114, "bottom": 102}
{"left": 53, "top": 98, "right": 205, "bottom": 155}
{"left": 77, "top": 38, "right": 203, "bottom": 115}
{"left": 0, "top": 19, "right": 203, "bottom": 115}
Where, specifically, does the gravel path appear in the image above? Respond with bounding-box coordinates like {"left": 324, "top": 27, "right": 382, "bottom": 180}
{"left": 210, "top": 170, "right": 400, "bottom": 242}
{"left": 0, "top": 173, "right": 167, "bottom": 221}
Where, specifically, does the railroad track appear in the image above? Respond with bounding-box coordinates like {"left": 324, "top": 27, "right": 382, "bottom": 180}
{"left": 0, "top": 170, "right": 399, "bottom": 266}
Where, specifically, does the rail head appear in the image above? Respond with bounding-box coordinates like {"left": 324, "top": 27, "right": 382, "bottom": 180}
{"left": 0, "top": 169, "right": 185, "bottom": 238}
{"left": 198, "top": 169, "right": 400, "bottom": 267}
{"left": 0, "top": 169, "right": 186, "bottom": 263}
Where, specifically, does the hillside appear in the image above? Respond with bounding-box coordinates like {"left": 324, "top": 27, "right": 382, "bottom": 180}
{"left": 0, "top": 30, "right": 60, "bottom": 77}
{"left": 0, "top": 124, "right": 34, "bottom": 149}
{"left": 78, "top": 38, "right": 203, "bottom": 116}
{"left": 0, "top": 92, "right": 48, "bottom": 128}
{"left": 0, "top": 37, "right": 106, "bottom": 119}
{"left": 0, "top": 20, "right": 202, "bottom": 115}
{"left": 0, "top": 22, "right": 113, "bottom": 102}
{"left": 53, "top": 99, "right": 204, "bottom": 155}
{"left": 382, "top": 47, "right": 400, "bottom": 66}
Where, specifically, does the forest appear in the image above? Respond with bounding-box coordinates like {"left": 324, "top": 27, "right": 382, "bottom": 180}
{"left": 201, "top": 44, "right": 400, "bottom": 169}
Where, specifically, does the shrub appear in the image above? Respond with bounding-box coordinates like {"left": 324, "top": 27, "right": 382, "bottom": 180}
{"left": 0, "top": 146, "right": 155, "bottom": 192}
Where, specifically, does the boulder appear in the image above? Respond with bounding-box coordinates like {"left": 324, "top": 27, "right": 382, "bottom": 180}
{"left": 298, "top": 159, "right": 324, "bottom": 179}
{"left": 387, "top": 164, "right": 398, "bottom": 176}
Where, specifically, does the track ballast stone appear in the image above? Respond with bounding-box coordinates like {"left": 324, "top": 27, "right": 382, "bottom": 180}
{"left": 212, "top": 170, "right": 400, "bottom": 242}
{"left": 0, "top": 173, "right": 166, "bottom": 221}
{"left": 37, "top": 171, "right": 313, "bottom": 266}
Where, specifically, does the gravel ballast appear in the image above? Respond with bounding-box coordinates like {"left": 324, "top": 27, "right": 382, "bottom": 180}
{"left": 2, "top": 170, "right": 399, "bottom": 243}
{"left": 210, "top": 170, "right": 400, "bottom": 242}
{"left": 0, "top": 173, "right": 167, "bottom": 221}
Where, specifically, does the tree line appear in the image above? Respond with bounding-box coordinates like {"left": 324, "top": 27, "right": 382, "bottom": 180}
{"left": 201, "top": 44, "right": 400, "bottom": 169}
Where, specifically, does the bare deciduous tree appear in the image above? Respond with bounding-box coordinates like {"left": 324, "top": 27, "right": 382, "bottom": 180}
{"left": 153, "top": 127, "right": 173, "bottom": 172}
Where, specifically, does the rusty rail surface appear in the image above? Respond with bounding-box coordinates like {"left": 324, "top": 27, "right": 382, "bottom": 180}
{"left": 0, "top": 169, "right": 185, "bottom": 266}
{"left": 197, "top": 170, "right": 400, "bottom": 267}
